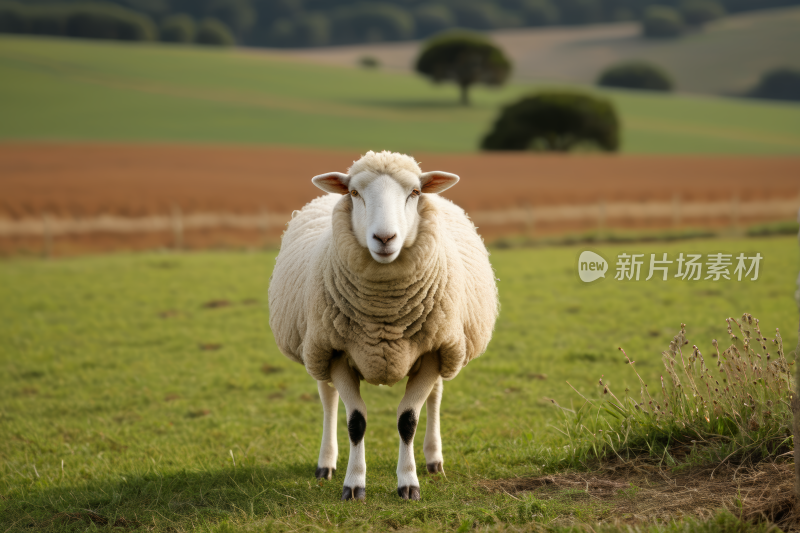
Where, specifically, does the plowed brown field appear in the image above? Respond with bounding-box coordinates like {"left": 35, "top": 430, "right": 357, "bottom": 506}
{"left": 2, "top": 143, "right": 799, "bottom": 255}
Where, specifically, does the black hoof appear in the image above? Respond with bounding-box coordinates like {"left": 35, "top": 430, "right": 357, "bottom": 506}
{"left": 341, "top": 486, "right": 365, "bottom": 501}
{"left": 315, "top": 466, "right": 336, "bottom": 480}
{"left": 397, "top": 486, "right": 421, "bottom": 500}
{"left": 427, "top": 462, "right": 443, "bottom": 474}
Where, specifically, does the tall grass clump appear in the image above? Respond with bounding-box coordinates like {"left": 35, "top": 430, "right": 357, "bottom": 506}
{"left": 553, "top": 314, "right": 794, "bottom": 466}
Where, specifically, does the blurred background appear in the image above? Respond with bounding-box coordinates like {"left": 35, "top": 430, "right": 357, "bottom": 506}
{"left": 1, "top": 0, "right": 799, "bottom": 255}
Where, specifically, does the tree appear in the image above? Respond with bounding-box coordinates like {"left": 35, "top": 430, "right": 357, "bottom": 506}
{"left": 750, "top": 68, "right": 800, "bottom": 101}
{"left": 481, "top": 91, "right": 619, "bottom": 152}
{"left": 558, "top": 0, "right": 602, "bottom": 24}
{"left": 160, "top": 13, "right": 196, "bottom": 43}
{"left": 64, "top": 5, "right": 156, "bottom": 41}
{"left": 448, "top": 2, "right": 522, "bottom": 30}
{"left": 681, "top": 0, "right": 726, "bottom": 27}
{"left": 330, "top": 3, "right": 415, "bottom": 45}
{"left": 205, "top": 0, "right": 256, "bottom": 42}
{"left": 0, "top": 2, "right": 156, "bottom": 41}
{"left": 412, "top": 4, "right": 455, "bottom": 38}
{"left": 597, "top": 61, "right": 673, "bottom": 91}
{"left": 415, "top": 31, "right": 511, "bottom": 106}
{"left": 195, "top": 17, "right": 234, "bottom": 45}
{"left": 520, "top": 0, "right": 559, "bottom": 26}
{"left": 642, "top": 5, "right": 684, "bottom": 38}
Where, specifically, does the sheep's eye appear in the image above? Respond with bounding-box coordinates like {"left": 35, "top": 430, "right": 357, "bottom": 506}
{"left": 410, "top": 189, "right": 420, "bottom": 198}
{"left": 350, "top": 190, "right": 359, "bottom": 198}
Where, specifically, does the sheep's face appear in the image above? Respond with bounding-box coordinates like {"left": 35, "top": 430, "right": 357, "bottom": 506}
{"left": 312, "top": 170, "right": 459, "bottom": 264}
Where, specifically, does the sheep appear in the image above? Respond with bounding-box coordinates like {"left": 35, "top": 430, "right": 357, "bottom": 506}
{"left": 268, "top": 150, "right": 499, "bottom": 501}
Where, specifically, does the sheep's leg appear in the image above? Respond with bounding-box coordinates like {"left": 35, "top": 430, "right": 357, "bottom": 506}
{"left": 315, "top": 380, "right": 338, "bottom": 480}
{"left": 423, "top": 376, "right": 444, "bottom": 475}
{"left": 396, "top": 354, "right": 440, "bottom": 500}
{"left": 329, "top": 357, "right": 367, "bottom": 501}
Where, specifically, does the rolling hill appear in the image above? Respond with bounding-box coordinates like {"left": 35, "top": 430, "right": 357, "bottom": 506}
{"left": 0, "top": 34, "right": 799, "bottom": 154}
{"left": 284, "top": 6, "right": 800, "bottom": 97}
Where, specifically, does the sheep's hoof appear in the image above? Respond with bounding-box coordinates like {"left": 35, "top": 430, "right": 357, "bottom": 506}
{"left": 426, "top": 462, "right": 443, "bottom": 474}
{"left": 315, "top": 466, "right": 336, "bottom": 480}
{"left": 341, "top": 486, "right": 365, "bottom": 501}
{"left": 397, "top": 486, "right": 420, "bottom": 500}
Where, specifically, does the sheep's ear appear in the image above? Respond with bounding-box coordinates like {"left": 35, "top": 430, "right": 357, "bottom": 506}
{"left": 420, "top": 171, "right": 459, "bottom": 194}
{"left": 312, "top": 172, "right": 350, "bottom": 194}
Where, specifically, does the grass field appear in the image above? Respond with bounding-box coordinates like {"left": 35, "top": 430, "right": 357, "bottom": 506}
{"left": 1, "top": 36, "right": 800, "bottom": 154}
{"left": 1, "top": 237, "right": 797, "bottom": 531}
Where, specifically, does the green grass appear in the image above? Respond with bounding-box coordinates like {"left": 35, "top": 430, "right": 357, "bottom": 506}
{"left": 1, "top": 35, "right": 800, "bottom": 154}
{"left": 1, "top": 237, "right": 797, "bottom": 531}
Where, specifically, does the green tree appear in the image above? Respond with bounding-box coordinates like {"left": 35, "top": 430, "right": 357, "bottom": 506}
{"left": 160, "top": 13, "right": 195, "bottom": 43}
{"left": 0, "top": 2, "right": 156, "bottom": 41}
{"left": 558, "top": 0, "right": 602, "bottom": 24}
{"left": 415, "top": 31, "right": 511, "bottom": 106}
{"left": 481, "top": 91, "right": 619, "bottom": 152}
{"left": 681, "top": 0, "right": 726, "bottom": 27}
{"left": 449, "top": 2, "right": 522, "bottom": 30}
{"left": 195, "top": 17, "right": 234, "bottom": 45}
{"left": 205, "top": 0, "right": 256, "bottom": 41}
{"left": 64, "top": 5, "right": 156, "bottom": 41}
{"left": 751, "top": 68, "right": 800, "bottom": 102}
{"left": 642, "top": 5, "right": 684, "bottom": 38}
{"left": 412, "top": 4, "right": 455, "bottom": 38}
{"left": 597, "top": 61, "right": 674, "bottom": 91}
{"left": 520, "top": 0, "right": 559, "bottom": 26}
{"left": 330, "top": 3, "right": 414, "bottom": 45}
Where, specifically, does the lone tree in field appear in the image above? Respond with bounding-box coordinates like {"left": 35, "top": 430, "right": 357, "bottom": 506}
{"left": 481, "top": 91, "right": 619, "bottom": 152}
{"left": 415, "top": 31, "right": 511, "bottom": 106}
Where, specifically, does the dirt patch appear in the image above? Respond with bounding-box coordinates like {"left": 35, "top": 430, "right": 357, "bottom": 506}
{"left": 482, "top": 461, "right": 799, "bottom": 530}
{"left": 1, "top": 143, "right": 798, "bottom": 255}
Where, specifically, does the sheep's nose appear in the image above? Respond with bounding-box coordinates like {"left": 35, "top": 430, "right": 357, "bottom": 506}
{"left": 373, "top": 233, "right": 396, "bottom": 244}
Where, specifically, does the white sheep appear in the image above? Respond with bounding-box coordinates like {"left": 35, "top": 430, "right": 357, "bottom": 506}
{"left": 268, "top": 150, "right": 499, "bottom": 501}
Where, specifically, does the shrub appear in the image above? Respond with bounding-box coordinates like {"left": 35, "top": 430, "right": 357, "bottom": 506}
{"left": 750, "top": 68, "right": 800, "bottom": 102}
{"left": 553, "top": 315, "right": 794, "bottom": 465}
{"left": 416, "top": 31, "right": 511, "bottom": 105}
{"left": 642, "top": 5, "right": 685, "bottom": 38}
{"left": 195, "top": 17, "right": 235, "bottom": 46}
{"left": 597, "top": 61, "right": 674, "bottom": 91}
{"left": 449, "top": 2, "right": 522, "bottom": 30}
{"left": 160, "top": 13, "right": 195, "bottom": 43}
{"left": 330, "top": 3, "right": 415, "bottom": 45}
{"left": 681, "top": 0, "right": 726, "bottom": 27}
{"left": 412, "top": 4, "right": 455, "bottom": 38}
{"left": 481, "top": 91, "right": 619, "bottom": 152}
{"left": 359, "top": 55, "right": 380, "bottom": 69}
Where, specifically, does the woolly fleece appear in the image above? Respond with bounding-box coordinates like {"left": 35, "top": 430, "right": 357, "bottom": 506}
{"left": 269, "top": 152, "right": 499, "bottom": 386}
